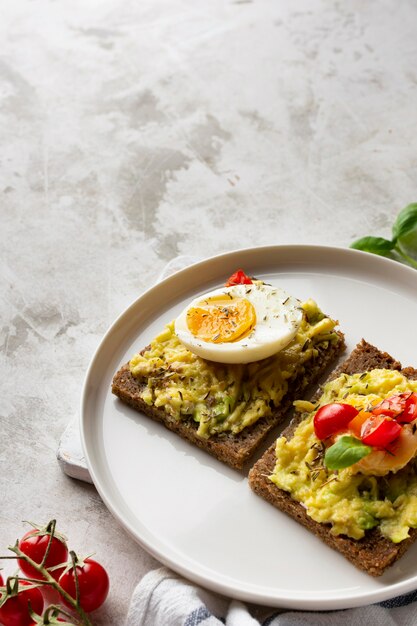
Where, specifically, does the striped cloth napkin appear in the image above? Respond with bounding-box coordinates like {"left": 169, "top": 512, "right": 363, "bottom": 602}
{"left": 126, "top": 567, "right": 417, "bottom": 626}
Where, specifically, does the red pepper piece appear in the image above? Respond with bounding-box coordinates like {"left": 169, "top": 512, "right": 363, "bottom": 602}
{"left": 398, "top": 393, "right": 417, "bottom": 423}
{"left": 372, "top": 392, "right": 411, "bottom": 418}
{"left": 225, "top": 269, "right": 253, "bottom": 287}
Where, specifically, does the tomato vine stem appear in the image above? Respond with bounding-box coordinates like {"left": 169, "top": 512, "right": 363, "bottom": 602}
{"left": 0, "top": 543, "right": 93, "bottom": 626}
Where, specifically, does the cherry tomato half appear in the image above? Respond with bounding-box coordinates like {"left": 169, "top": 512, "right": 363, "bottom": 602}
{"left": 361, "top": 414, "right": 402, "bottom": 447}
{"left": 314, "top": 403, "right": 359, "bottom": 440}
{"left": 225, "top": 269, "right": 253, "bottom": 287}
{"left": 18, "top": 529, "right": 68, "bottom": 581}
{"left": 0, "top": 581, "right": 43, "bottom": 626}
{"left": 398, "top": 393, "right": 417, "bottom": 423}
{"left": 59, "top": 558, "right": 109, "bottom": 613}
{"left": 372, "top": 392, "right": 411, "bottom": 418}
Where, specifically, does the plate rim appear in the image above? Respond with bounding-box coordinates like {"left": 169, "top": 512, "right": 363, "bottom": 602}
{"left": 80, "top": 244, "right": 417, "bottom": 610}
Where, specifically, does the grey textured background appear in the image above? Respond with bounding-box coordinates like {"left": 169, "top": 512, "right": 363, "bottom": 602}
{"left": 1, "top": 0, "right": 417, "bottom": 623}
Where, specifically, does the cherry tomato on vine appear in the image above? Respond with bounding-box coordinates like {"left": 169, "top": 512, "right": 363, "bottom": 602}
{"left": 59, "top": 558, "right": 109, "bottom": 612}
{"left": 18, "top": 527, "right": 68, "bottom": 581}
{"left": 0, "top": 580, "right": 43, "bottom": 626}
{"left": 314, "top": 403, "right": 359, "bottom": 440}
{"left": 225, "top": 269, "right": 252, "bottom": 286}
{"left": 361, "top": 414, "right": 402, "bottom": 447}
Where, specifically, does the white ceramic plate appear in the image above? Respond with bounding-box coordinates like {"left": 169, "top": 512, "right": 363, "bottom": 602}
{"left": 81, "top": 245, "right": 417, "bottom": 610}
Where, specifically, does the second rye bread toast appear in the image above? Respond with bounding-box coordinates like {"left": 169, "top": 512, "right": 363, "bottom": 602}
{"left": 249, "top": 340, "right": 417, "bottom": 576}
{"left": 112, "top": 332, "right": 345, "bottom": 470}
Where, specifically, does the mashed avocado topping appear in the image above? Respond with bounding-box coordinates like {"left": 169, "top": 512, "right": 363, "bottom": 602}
{"left": 270, "top": 369, "right": 417, "bottom": 542}
{"left": 129, "top": 299, "right": 339, "bottom": 439}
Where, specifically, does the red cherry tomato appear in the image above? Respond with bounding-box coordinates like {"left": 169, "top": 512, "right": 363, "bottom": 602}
{"left": 372, "top": 392, "right": 411, "bottom": 418}
{"left": 59, "top": 558, "right": 109, "bottom": 612}
{"left": 18, "top": 529, "right": 68, "bottom": 581}
{"left": 0, "top": 581, "right": 43, "bottom": 626}
{"left": 361, "top": 414, "right": 402, "bottom": 447}
{"left": 398, "top": 393, "right": 417, "bottom": 423}
{"left": 225, "top": 269, "right": 253, "bottom": 287}
{"left": 314, "top": 403, "right": 359, "bottom": 440}
{"left": 0, "top": 572, "right": 4, "bottom": 586}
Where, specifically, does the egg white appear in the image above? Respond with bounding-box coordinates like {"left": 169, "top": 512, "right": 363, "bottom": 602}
{"left": 174, "top": 283, "right": 303, "bottom": 364}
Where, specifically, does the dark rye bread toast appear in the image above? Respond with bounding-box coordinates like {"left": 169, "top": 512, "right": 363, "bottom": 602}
{"left": 248, "top": 340, "right": 417, "bottom": 576}
{"left": 112, "top": 332, "right": 345, "bottom": 470}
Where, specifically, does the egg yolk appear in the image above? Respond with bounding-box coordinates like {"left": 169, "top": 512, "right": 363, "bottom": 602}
{"left": 186, "top": 295, "right": 256, "bottom": 343}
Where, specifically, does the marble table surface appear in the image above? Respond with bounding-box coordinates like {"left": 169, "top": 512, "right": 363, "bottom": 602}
{"left": 1, "top": 0, "right": 417, "bottom": 623}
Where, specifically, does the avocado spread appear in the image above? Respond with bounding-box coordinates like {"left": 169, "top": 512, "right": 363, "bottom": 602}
{"left": 270, "top": 369, "right": 417, "bottom": 542}
{"left": 129, "top": 299, "right": 339, "bottom": 439}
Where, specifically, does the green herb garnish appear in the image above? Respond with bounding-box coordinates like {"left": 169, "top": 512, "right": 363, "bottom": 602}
{"left": 351, "top": 203, "right": 417, "bottom": 269}
{"left": 324, "top": 436, "right": 372, "bottom": 470}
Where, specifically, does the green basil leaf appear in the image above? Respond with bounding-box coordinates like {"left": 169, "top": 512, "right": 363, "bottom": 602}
{"left": 392, "top": 203, "right": 417, "bottom": 241}
{"left": 394, "top": 242, "right": 417, "bottom": 269}
{"left": 393, "top": 205, "right": 417, "bottom": 268}
{"left": 324, "top": 436, "right": 371, "bottom": 470}
{"left": 350, "top": 236, "right": 395, "bottom": 256}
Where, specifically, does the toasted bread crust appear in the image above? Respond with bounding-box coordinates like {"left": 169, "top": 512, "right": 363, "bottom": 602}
{"left": 112, "top": 333, "right": 345, "bottom": 469}
{"left": 248, "top": 339, "right": 417, "bottom": 576}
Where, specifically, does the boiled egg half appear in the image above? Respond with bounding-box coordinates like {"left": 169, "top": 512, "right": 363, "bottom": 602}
{"left": 174, "top": 283, "right": 303, "bottom": 364}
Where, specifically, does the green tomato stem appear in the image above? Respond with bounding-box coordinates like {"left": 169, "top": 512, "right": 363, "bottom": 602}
{"left": 32, "top": 603, "right": 80, "bottom": 625}
{"left": 69, "top": 551, "right": 81, "bottom": 608}
{"left": 41, "top": 519, "right": 57, "bottom": 569}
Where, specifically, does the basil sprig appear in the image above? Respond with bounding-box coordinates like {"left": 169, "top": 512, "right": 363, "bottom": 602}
{"left": 351, "top": 203, "right": 417, "bottom": 269}
{"left": 324, "top": 436, "right": 371, "bottom": 470}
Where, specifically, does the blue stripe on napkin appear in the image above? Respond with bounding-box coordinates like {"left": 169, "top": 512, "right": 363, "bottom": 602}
{"left": 379, "top": 588, "right": 417, "bottom": 608}
{"left": 184, "top": 606, "right": 225, "bottom": 625}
